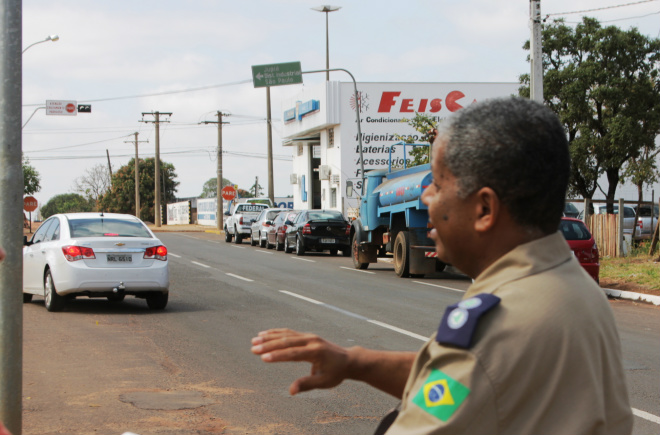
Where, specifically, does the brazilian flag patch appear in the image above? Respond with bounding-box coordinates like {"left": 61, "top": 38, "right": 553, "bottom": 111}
{"left": 412, "top": 369, "right": 470, "bottom": 421}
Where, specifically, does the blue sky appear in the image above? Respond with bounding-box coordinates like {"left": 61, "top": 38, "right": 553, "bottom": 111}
{"left": 21, "top": 0, "right": 660, "bottom": 208}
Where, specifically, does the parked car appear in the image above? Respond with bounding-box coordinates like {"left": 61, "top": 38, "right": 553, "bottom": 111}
{"left": 22, "top": 212, "right": 170, "bottom": 312}
{"left": 560, "top": 217, "right": 599, "bottom": 283}
{"left": 580, "top": 204, "right": 639, "bottom": 240}
{"left": 250, "top": 208, "right": 291, "bottom": 247}
{"left": 284, "top": 210, "right": 351, "bottom": 256}
{"left": 224, "top": 202, "right": 269, "bottom": 244}
{"left": 266, "top": 211, "right": 298, "bottom": 250}
{"left": 632, "top": 204, "right": 659, "bottom": 241}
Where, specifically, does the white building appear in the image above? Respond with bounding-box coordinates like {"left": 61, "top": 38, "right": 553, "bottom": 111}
{"left": 280, "top": 81, "right": 520, "bottom": 217}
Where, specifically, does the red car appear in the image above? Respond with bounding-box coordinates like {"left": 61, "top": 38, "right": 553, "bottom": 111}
{"left": 266, "top": 211, "right": 298, "bottom": 251}
{"left": 560, "top": 217, "right": 599, "bottom": 283}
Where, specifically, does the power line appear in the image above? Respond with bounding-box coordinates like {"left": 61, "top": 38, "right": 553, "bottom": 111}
{"left": 22, "top": 78, "right": 253, "bottom": 107}
{"left": 563, "top": 10, "right": 660, "bottom": 23}
{"left": 546, "top": 0, "right": 658, "bottom": 18}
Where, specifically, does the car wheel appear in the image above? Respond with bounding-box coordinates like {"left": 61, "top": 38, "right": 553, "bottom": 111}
{"left": 284, "top": 237, "right": 292, "bottom": 253}
{"left": 250, "top": 233, "right": 258, "bottom": 246}
{"left": 276, "top": 237, "right": 284, "bottom": 251}
{"left": 329, "top": 248, "right": 338, "bottom": 256}
{"left": 146, "top": 292, "right": 168, "bottom": 310}
{"left": 23, "top": 293, "right": 33, "bottom": 303}
{"left": 393, "top": 231, "right": 411, "bottom": 278}
{"left": 224, "top": 228, "right": 232, "bottom": 243}
{"left": 234, "top": 228, "right": 242, "bottom": 244}
{"left": 44, "top": 270, "right": 65, "bottom": 312}
{"left": 342, "top": 249, "right": 351, "bottom": 257}
{"left": 352, "top": 233, "right": 369, "bottom": 270}
{"left": 259, "top": 232, "right": 267, "bottom": 248}
{"left": 107, "top": 293, "right": 125, "bottom": 302}
{"left": 295, "top": 236, "right": 306, "bottom": 256}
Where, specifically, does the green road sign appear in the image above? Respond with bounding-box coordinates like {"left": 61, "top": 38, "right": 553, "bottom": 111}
{"left": 251, "top": 62, "right": 303, "bottom": 88}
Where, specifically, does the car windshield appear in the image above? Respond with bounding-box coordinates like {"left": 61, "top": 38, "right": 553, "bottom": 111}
{"left": 307, "top": 211, "right": 344, "bottom": 221}
{"left": 68, "top": 218, "right": 153, "bottom": 238}
{"left": 560, "top": 220, "right": 592, "bottom": 241}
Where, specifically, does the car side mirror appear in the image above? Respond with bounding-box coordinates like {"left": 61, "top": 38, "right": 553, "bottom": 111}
{"left": 23, "top": 235, "right": 31, "bottom": 246}
{"left": 224, "top": 211, "right": 230, "bottom": 216}
{"left": 265, "top": 220, "right": 273, "bottom": 225}
{"left": 346, "top": 180, "right": 353, "bottom": 197}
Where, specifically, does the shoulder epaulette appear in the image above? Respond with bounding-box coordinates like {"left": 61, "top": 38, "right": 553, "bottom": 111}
{"left": 436, "top": 293, "right": 501, "bottom": 349}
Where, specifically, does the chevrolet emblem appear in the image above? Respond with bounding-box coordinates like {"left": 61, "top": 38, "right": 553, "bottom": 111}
{"left": 115, "top": 242, "right": 125, "bottom": 246}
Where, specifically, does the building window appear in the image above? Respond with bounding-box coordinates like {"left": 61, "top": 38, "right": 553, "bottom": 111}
{"left": 328, "top": 128, "right": 334, "bottom": 148}
{"left": 331, "top": 188, "right": 337, "bottom": 208}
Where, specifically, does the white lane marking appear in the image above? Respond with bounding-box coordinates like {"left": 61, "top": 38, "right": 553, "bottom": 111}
{"left": 367, "top": 320, "right": 429, "bottom": 342}
{"left": 231, "top": 245, "right": 246, "bottom": 249}
{"left": 168, "top": 253, "right": 181, "bottom": 258}
{"left": 279, "top": 291, "right": 427, "bottom": 341}
{"left": 633, "top": 408, "right": 660, "bottom": 425}
{"left": 226, "top": 273, "right": 253, "bottom": 282}
{"left": 279, "top": 290, "right": 324, "bottom": 305}
{"left": 291, "top": 257, "right": 315, "bottom": 263}
{"left": 340, "top": 266, "right": 375, "bottom": 274}
{"left": 255, "top": 250, "right": 274, "bottom": 255}
{"left": 413, "top": 281, "right": 465, "bottom": 293}
{"left": 191, "top": 261, "right": 211, "bottom": 268}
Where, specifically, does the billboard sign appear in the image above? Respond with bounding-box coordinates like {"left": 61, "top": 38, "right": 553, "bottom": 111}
{"left": 46, "top": 100, "right": 77, "bottom": 116}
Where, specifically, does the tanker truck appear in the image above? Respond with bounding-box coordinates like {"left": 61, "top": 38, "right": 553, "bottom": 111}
{"left": 348, "top": 143, "right": 445, "bottom": 278}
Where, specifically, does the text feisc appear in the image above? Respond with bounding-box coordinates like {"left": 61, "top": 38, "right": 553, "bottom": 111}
{"left": 377, "top": 91, "right": 468, "bottom": 113}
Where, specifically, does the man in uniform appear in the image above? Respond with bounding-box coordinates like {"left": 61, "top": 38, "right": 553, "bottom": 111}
{"left": 251, "top": 97, "right": 633, "bottom": 435}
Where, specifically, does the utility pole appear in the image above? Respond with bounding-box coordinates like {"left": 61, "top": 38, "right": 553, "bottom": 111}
{"left": 530, "top": 0, "right": 544, "bottom": 103}
{"left": 201, "top": 112, "right": 229, "bottom": 231}
{"left": 0, "top": 2, "right": 23, "bottom": 433}
{"left": 254, "top": 176, "right": 259, "bottom": 197}
{"left": 266, "top": 87, "right": 274, "bottom": 204}
{"left": 124, "top": 133, "right": 148, "bottom": 219}
{"left": 140, "top": 111, "right": 172, "bottom": 227}
{"left": 105, "top": 149, "right": 113, "bottom": 177}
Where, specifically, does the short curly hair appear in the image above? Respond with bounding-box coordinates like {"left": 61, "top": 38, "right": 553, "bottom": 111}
{"left": 441, "top": 97, "right": 570, "bottom": 234}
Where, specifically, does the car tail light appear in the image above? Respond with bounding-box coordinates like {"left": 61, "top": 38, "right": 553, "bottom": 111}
{"left": 104, "top": 233, "right": 119, "bottom": 237}
{"left": 638, "top": 219, "right": 643, "bottom": 229}
{"left": 144, "top": 245, "right": 168, "bottom": 261}
{"left": 591, "top": 243, "right": 599, "bottom": 263}
{"left": 281, "top": 225, "right": 287, "bottom": 233}
{"left": 239, "top": 216, "right": 243, "bottom": 225}
{"left": 303, "top": 223, "right": 311, "bottom": 235}
{"left": 62, "top": 245, "right": 95, "bottom": 262}
{"left": 345, "top": 224, "right": 351, "bottom": 235}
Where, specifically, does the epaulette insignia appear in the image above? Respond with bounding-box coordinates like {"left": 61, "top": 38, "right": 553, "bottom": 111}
{"left": 435, "top": 294, "right": 501, "bottom": 349}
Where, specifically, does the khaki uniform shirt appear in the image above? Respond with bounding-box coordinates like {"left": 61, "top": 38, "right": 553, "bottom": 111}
{"left": 386, "top": 232, "right": 632, "bottom": 435}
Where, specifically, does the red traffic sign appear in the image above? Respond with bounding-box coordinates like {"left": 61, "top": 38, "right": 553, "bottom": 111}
{"left": 221, "top": 186, "right": 237, "bottom": 201}
{"left": 24, "top": 196, "right": 38, "bottom": 212}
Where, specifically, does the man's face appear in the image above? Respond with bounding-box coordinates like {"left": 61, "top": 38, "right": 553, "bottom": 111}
{"left": 421, "top": 135, "right": 475, "bottom": 270}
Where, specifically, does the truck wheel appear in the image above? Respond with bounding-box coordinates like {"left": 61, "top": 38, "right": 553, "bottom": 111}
{"left": 224, "top": 228, "right": 232, "bottom": 243}
{"left": 352, "top": 233, "right": 369, "bottom": 270}
{"left": 393, "top": 231, "right": 411, "bottom": 278}
{"left": 436, "top": 260, "right": 447, "bottom": 272}
{"left": 234, "top": 227, "right": 242, "bottom": 244}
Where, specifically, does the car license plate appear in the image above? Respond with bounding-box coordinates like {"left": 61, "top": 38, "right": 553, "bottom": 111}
{"left": 321, "top": 238, "right": 336, "bottom": 244}
{"left": 107, "top": 254, "right": 132, "bottom": 263}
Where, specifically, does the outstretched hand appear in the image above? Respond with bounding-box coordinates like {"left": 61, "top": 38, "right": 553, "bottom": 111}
{"left": 251, "top": 328, "right": 353, "bottom": 395}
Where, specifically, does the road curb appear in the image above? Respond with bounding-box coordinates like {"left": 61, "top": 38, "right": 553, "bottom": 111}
{"left": 603, "top": 288, "right": 660, "bottom": 306}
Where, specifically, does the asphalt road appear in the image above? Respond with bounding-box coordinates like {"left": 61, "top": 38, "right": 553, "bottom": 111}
{"left": 21, "top": 231, "right": 660, "bottom": 435}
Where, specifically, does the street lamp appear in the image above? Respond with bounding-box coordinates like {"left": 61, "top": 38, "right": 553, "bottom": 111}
{"left": 22, "top": 34, "right": 59, "bottom": 54}
{"left": 311, "top": 5, "right": 341, "bottom": 81}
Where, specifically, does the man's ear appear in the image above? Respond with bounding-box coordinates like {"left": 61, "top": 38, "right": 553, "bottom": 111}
{"left": 473, "top": 187, "right": 499, "bottom": 232}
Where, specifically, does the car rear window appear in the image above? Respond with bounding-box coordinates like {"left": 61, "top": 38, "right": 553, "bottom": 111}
{"left": 68, "top": 218, "right": 153, "bottom": 238}
{"left": 560, "top": 220, "right": 592, "bottom": 241}
{"left": 266, "top": 210, "right": 282, "bottom": 220}
{"left": 308, "top": 211, "right": 344, "bottom": 221}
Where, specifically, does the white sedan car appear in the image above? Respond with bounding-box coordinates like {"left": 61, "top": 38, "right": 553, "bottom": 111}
{"left": 23, "top": 212, "right": 169, "bottom": 311}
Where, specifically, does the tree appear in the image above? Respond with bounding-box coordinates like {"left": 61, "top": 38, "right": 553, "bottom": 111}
{"left": 98, "top": 158, "right": 179, "bottom": 222}
{"left": 23, "top": 155, "right": 40, "bottom": 195}
{"left": 250, "top": 177, "right": 264, "bottom": 197}
{"left": 520, "top": 17, "right": 660, "bottom": 211}
{"left": 41, "top": 193, "right": 93, "bottom": 219}
{"left": 396, "top": 113, "right": 437, "bottom": 167}
{"left": 199, "top": 177, "right": 233, "bottom": 198}
{"left": 72, "top": 163, "right": 111, "bottom": 208}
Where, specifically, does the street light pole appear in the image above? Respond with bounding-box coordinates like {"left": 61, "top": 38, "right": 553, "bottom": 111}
{"left": 22, "top": 34, "right": 59, "bottom": 54}
{"left": 312, "top": 5, "right": 341, "bottom": 81}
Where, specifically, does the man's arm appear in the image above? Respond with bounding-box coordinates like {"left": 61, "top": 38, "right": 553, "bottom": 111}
{"left": 251, "top": 328, "right": 416, "bottom": 398}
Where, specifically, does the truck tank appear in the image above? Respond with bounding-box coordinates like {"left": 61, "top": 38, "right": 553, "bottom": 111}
{"left": 373, "top": 164, "right": 432, "bottom": 207}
